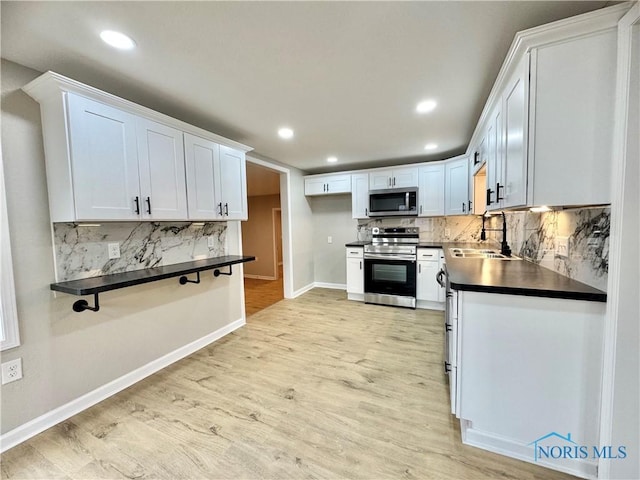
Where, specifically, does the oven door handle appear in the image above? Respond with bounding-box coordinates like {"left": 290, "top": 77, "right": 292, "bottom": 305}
{"left": 436, "top": 269, "right": 446, "bottom": 288}
{"left": 364, "top": 254, "right": 416, "bottom": 261}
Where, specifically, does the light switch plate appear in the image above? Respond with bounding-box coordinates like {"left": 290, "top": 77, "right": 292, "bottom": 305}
{"left": 556, "top": 237, "right": 569, "bottom": 257}
{"left": 108, "top": 242, "right": 121, "bottom": 259}
{"left": 207, "top": 236, "right": 215, "bottom": 248}
{"left": 328, "top": 236, "right": 333, "bottom": 244}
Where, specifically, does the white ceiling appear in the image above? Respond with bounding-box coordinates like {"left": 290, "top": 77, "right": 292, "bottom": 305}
{"left": 1, "top": 1, "right": 611, "bottom": 174}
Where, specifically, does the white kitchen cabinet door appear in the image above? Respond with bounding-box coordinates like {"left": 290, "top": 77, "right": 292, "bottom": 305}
{"left": 136, "top": 118, "right": 188, "bottom": 220}
{"left": 217, "top": 145, "right": 247, "bottom": 220}
{"left": 369, "top": 167, "right": 418, "bottom": 190}
{"left": 502, "top": 54, "right": 529, "bottom": 209}
{"left": 346, "top": 248, "right": 364, "bottom": 300}
{"left": 368, "top": 169, "right": 393, "bottom": 190}
{"left": 416, "top": 260, "right": 440, "bottom": 302}
{"left": 184, "top": 133, "right": 220, "bottom": 220}
{"left": 486, "top": 105, "right": 504, "bottom": 211}
{"left": 392, "top": 166, "right": 419, "bottom": 188}
{"left": 418, "top": 163, "right": 445, "bottom": 216}
{"left": 444, "top": 156, "right": 469, "bottom": 216}
{"left": 67, "top": 93, "right": 141, "bottom": 220}
{"left": 304, "top": 174, "right": 351, "bottom": 195}
{"left": 351, "top": 173, "right": 369, "bottom": 219}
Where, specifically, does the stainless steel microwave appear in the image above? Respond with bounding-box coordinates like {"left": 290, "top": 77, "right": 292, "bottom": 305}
{"left": 368, "top": 188, "right": 418, "bottom": 217}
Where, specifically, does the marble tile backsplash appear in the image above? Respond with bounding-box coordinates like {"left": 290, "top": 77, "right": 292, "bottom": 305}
{"left": 357, "top": 206, "right": 610, "bottom": 291}
{"left": 53, "top": 222, "right": 227, "bottom": 282}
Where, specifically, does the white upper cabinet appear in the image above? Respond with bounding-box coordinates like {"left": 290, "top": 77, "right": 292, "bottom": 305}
{"left": 418, "top": 163, "right": 445, "bottom": 216}
{"left": 217, "top": 145, "right": 247, "bottom": 220}
{"left": 369, "top": 166, "right": 418, "bottom": 190}
{"left": 136, "top": 117, "right": 188, "bottom": 220}
{"left": 184, "top": 134, "right": 247, "bottom": 221}
{"left": 22, "top": 71, "right": 252, "bottom": 223}
{"left": 444, "top": 156, "right": 469, "bottom": 216}
{"left": 351, "top": 173, "right": 369, "bottom": 219}
{"left": 527, "top": 29, "right": 617, "bottom": 207}
{"left": 501, "top": 54, "right": 529, "bottom": 209}
{"left": 304, "top": 173, "right": 351, "bottom": 196}
{"left": 67, "top": 94, "right": 141, "bottom": 221}
{"left": 466, "top": 6, "right": 626, "bottom": 210}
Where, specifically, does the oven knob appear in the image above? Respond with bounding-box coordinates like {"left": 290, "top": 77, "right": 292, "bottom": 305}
{"left": 372, "top": 227, "right": 380, "bottom": 234}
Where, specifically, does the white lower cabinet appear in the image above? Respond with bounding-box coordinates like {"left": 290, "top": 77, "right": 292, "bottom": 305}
{"left": 416, "top": 248, "right": 445, "bottom": 310}
{"left": 456, "top": 291, "right": 605, "bottom": 478}
{"left": 345, "top": 247, "right": 364, "bottom": 301}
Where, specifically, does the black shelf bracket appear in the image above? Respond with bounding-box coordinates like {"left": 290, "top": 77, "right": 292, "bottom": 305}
{"left": 179, "top": 271, "right": 201, "bottom": 285}
{"left": 214, "top": 265, "right": 233, "bottom": 277}
{"left": 73, "top": 293, "right": 100, "bottom": 313}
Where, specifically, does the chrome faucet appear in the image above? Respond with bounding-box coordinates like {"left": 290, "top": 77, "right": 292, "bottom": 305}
{"left": 480, "top": 211, "right": 512, "bottom": 257}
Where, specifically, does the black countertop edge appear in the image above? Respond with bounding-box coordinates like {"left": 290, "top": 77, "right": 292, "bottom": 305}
{"left": 50, "top": 255, "right": 256, "bottom": 296}
{"left": 345, "top": 241, "right": 370, "bottom": 247}
{"left": 449, "top": 282, "right": 607, "bottom": 303}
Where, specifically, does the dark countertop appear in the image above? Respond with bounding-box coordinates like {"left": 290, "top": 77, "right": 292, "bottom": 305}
{"left": 443, "top": 245, "right": 606, "bottom": 302}
{"left": 345, "top": 241, "right": 370, "bottom": 247}
{"left": 344, "top": 239, "right": 606, "bottom": 302}
{"left": 51, "top": 255, "right": 256, "bottom": 296}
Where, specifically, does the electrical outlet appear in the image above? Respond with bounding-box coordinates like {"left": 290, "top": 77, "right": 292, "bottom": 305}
{"left": 207, "top": 236, "right": 215, "bottom": 248}
{"left": 556, "top": 236, "right": 569, "bottom": 258}
{"left": 107, "top": 242, "right": 120, "bottom": 259}
{"left": 1, "top": 358, "right": 22, "bottom": 385}
{"left": 327, "top": 236, "right": 333, "bottom": 244}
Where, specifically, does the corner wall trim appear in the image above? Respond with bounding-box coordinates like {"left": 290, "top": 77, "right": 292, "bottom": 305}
{"left": 0, "top": 317, "right": 245, "bottom": 453}
{"left": 291, "top": 282, "right": 315, "bottom": 298}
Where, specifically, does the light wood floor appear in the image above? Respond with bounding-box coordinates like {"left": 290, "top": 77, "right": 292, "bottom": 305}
{"left": 243, "top": 268, "right": 284, "bottom": 317}
{"left": 1, "top": 289, "right": 576, "bottom": 479}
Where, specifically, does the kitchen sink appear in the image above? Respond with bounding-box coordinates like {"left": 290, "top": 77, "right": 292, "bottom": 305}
{"left": 449, "top": 248, "right": 521, "bottom": 260}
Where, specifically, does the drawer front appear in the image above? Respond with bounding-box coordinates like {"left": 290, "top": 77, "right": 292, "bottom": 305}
{"left": 417, "top": 248, "right": 440, "bottom": 261}
{"left": 346, "top": 248, "right": 364, "bottom": 259}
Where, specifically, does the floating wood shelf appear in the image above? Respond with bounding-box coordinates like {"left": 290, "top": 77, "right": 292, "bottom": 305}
{"left": 50, "top": 255, "right": 255, "bottom": 312}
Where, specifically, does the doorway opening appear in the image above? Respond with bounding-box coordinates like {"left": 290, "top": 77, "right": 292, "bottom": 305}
{"left": 242, "top": 161, "right": 285, "bottom": 316}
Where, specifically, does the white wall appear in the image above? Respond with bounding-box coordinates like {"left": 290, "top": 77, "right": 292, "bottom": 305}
{"left": 309, "top": 195, "right": 355, "bottom": 285}
{"left": 0, "top": 60, "right": 245, "bottom": 437}
{"left": 286, "top": 168, "right": 315, "bottom": 294}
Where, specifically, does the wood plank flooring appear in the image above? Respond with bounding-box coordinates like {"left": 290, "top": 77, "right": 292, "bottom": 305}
{"left": 1, "top": 289, "right": 576, "bottom": 479}
{"left": 243, "top": 269, "right": 284, "bottom": 317}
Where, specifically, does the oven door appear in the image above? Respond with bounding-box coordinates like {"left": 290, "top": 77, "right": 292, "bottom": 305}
{"left": 364, "top": 254, "right": 417, "bottom": 308}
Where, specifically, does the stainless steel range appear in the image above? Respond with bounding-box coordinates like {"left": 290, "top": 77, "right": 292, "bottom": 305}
{"left": 364, "top": 227, "right": 419, "bottom": 308}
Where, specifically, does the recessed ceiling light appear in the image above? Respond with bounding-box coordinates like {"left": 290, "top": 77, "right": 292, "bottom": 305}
{"left": 278, "top": 127, "right": 294, "bottom": 139}
{"left": 100, "top": 30, "right": 136, "bottom": 50}
{"left": 424, "top": 143, "right": 438, "bottom": 151}
{"left": 327, "top": 156, "right": 338, "bottom": 163}
{"left": 416, "top": 100, "right": 437, "bottom": 114}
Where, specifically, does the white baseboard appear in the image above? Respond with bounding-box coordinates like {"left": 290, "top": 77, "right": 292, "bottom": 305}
{"left": 314, "top": 282, "right": 346, "bottom": 290}
{"left": 244, "top": 274, "right": 277, "bottom": 280}
{"left": 291, "top": 282, "right": 315, "bottom": 298}
{"left": 462, "top": 426, "right": 597, "bottom": 479}
{"left": 0, "top": 317, "right": 245, "bottom": 453}
{"left": 416, "top": 299, "right": 445, "bottom": 311}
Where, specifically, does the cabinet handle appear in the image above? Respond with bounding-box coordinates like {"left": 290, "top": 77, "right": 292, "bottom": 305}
{"left": 217, "top": 202, "right": 223, "bottom": 216}
{"left": 365, "top": 208, "right": 368, "bottom": 216}
{"left": 462, "top": 202, "right": 466, "bottom": 213}
{"left": 496, "top": 183, "right": 504, "bottom": 201}
{"left": 224, "top": 203, "right": 229, "bottom": 216}
{"left": 393, "top": 177, "right": 396, "bottom": 187}
{"left": 419, "top": 205, "right": 423, "bottom": 215}
{"left": 134, "top": 196, "right": 140, "bottom": 215}
{"left": 419, "top": 264, "right": 421, "bottom": 273}
{"left": 468, "top": 200, "right": 472, "bottom": 212}
{"left": 444, "top": 361, "right": 451, "bottom": 374}
{"left": 473, "top": 151, "right": 480, "bottom": 165}
{"left": 145, "top": 197, "right": 151, "bottom": 215}
{"left": 359, "top": 261, "right": 362, "bottom": 270}
{"left": 445, "top": 323, "right": 452, "bottom": 332}
{"left": 486, "top": 188, "right": 494, "bottom": 206}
